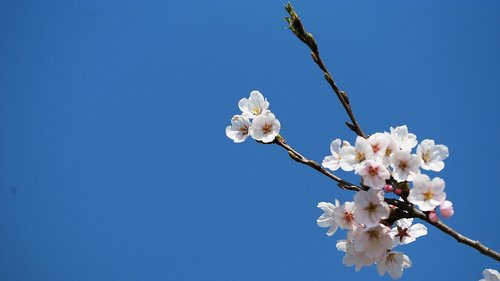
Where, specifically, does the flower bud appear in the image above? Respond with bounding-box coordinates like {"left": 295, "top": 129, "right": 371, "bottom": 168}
{"left": 439, "top": 200, "right": 454, "bottom": 218}
{"left": 394, "top": 188, "right": 402, "bottom": 195}
{"left": 383, "top": 184, "right": 394, "bottom": 193}
{"left": 428, "top": 211, "right": 439, "bottom": 222}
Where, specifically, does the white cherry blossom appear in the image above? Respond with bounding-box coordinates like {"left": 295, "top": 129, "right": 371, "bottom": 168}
{"left": 390, "top": 125, "right": 417, "bottom": 151}
{"left": 333, "top": 201, "right": 357, "bottom": 230}
{"left": 340, "top": 136, "right": 373, "bottom": 171}
{"left": 368, "top": 132, "right": 398, "bottom": 165}
{"left": 238, "top": 90, "right": 269, "bottom": 119}
{"left": 356, "top": 159, "right": 391, "bottom": 190}
{"left": 249, "top": 111, "right": 281, "bottom": 143}
{"left": 439, "top": 200, "right": 454, "bottom": 218}
{"left": 408, "top": 174, "right": 446, "bottom": 211}
{"left": 322, "top": 138, "right": 342, "bottom": 171}
{"left": 480, "top": 269, "right": 500, "bottom": 281}
{"left": 352, "top": 224, "right": 394, "bottom": 259}
{"left": 317, "top": 200, "right": 340, "bottom": 236}
{"left": 377, "top": 251, "right": 412, "bottom": 280}
{"left": 336, "top": 239, "right": 374, "bottom": 272}
{"left": 390, "top": 150, "right": 422, "bottom": 182}
{"left": 417, "top": 139, "right": 449, "bottom": 172}
{"left": 225, "top": 115, "right": 251, "bottom": 143}
{"left": 354, "top": 189, "right": 390, "bottom": 228}
{"left": 391, "top": 218, "right": 428, "bottom": 246}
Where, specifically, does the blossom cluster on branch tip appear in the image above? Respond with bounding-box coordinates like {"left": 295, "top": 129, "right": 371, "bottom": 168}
{"left": 317, "top": 125, "right": 452, "bottom": 279}
{"left": 225, "top": 90, "right": 280, "bottom": 144}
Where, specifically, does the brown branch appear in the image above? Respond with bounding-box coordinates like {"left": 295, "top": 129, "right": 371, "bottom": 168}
{"left": 285, "top": 3, "right": 366, "bottom": 138}
{"left": 280, "top": 1, "right": 500, "bottom": 263}
{"left": 264, "top": 134, "right": 500, "bottom": 261}
{"left": 264, "top": 135, "right": 363, "bottom": 192}
{"left": 385, "top": 199, "right": 500, "bottom": 261}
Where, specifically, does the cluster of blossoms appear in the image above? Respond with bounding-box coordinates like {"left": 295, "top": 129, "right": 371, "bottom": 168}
{"left": 226, "top": 92, "right": 497, "bottom": 279}
{"left": 317, "top": 125, "right": 452, "bottom": 279}
{"left": 225, "top": 91, "right": 281, "bottom": 144}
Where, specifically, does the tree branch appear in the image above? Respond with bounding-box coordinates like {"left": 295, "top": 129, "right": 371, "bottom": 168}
{"left": 261, "top": 134, "right": 500, "bottom": 260}
{"left": 281, "top": 2, "right": 500, "bottom": 262}
{"left": 285, "top": 2, "right": 366, "bottom": 138}
{"left": 385, "top": 198, "right": 500, "bottom": 261}
{"left": 262, "top": 135, "right": 363, "bottom": 192}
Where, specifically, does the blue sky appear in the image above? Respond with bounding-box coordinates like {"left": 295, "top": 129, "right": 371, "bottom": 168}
{"left": 0, "top": 0, "right": 499, "bottom": 280}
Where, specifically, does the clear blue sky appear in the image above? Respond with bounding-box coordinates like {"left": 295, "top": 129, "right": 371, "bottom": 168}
{"left": 1, "top": 1, "right": 499, "bottom": 280}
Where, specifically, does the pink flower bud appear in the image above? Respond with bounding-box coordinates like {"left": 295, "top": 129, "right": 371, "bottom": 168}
{"left": 393, "top": 188, "right": 402, "bottom": 195}
{"left": 383, "top": 184, "right": 394, "bottom": 193}
{"left": 439, "top": 200, "right": 454, "bottom": 218}
{"left": 428, "top": 211, "right": 439, "bottom": 222}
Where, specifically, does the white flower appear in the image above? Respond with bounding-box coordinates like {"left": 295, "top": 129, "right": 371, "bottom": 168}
{"left": 340, "top": 136, "right": 374, "bottom": 171}
{"left": 417, "top": 139, "right": 449, "bottom": 172}
{"left": 333, "top": 201, "right": 357, "bottom": 230}
{"left": 322, "top": 139, "right": 343, "bottom": 171}
{"left": 356, "top": 160, "right": 391, "bottom": 190}
{"left": 238, "top": 90, "right": 270, "bottom": 119}
{"left": 225, "top": 115, "right": 251, "bottom": 143}
{"left": 336, "top": 239, "right": 374, "bottom": 272}
{"left": 352, "top": 224, "right": 394, "bottom": 259}
{"left": 391, "top": 218, "right": 428, "bottom": 246}
{"left": 377, "top": 251, "right": 412, "bottom": 280}
{"left": 249, "top": 111, "right": 281, "bottom": 143}
{"left": 390, "top": 125, "right": 417, "bottom": 151}
{"left": 408, "top": 174, "right": 446, "bottom": 211}
{"left": 480, "top": 269, "right": 500, "bottom": 281}
{"left": 368, "top": 132, "right": 398, "bottom": 165}
{"left": 317, "top": 200, "right": 340, "bottom": 236}
{"left": 354, "top": 189, "right": 390, "bottom": 228}
{"left": 439, "top": 200, "right": 454, "bottom": 218}
{"left": 390, "top": 150, "right": 422, "bottom": 182}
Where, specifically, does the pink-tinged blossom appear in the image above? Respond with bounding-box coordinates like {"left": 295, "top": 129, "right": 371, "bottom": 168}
{"left": 225, "top": 115, "right": 251, "bottom": 143}
{"left": 322, "top": 139, "right": 342, "bottom": 171}
{"left": 417, "top": 139, "right": 449, "bottom": 172}
{"left": 333, "top": 201, "right": 357, "bottom": 230}
{"left": 354, "top": 189, "right": 390, "bottom": 227}
{"left": 248, "top": 111, "right": 280, "bottom": 143}
{"left": 390, "top": 218, "right": 428, "bottom": 247}
{"left": 368, "top": 132, "right": 398, "bottom": 165}
{"left": 316, "top": 200, "right": 340, "bottom": 236}
{"left": 390, "top": 150, "right": 422, "bottom": 182}
{"left": 377, "top": 251, "right": 412, "bottom": 280}
{"left": 408, "top": 174, "right": 446, "bottom": 211}
{"left": 390, "top": 125, "right": 417, "bottom": 151}
{"left": 356, "top": 160, "right": 391, "bottom": 190}
{"left": 439, "top": 200, "right": 454, "bottom": 218}
{"left": 428, "top": 211, "right": 439, "bottom": 222}
{"left": 340, "top": 137, "right": 374, "bottom": 171}
{"left": 238, "top": 90, "right": 269, "bottom": 119}
{"left": 352, "top": 224, "right": 394, "bottom": 259}
{"left": 336, "top": 239, "right": 374, "bottom": 272}
{"left": 480, "top": 269, "right": 500, "bottom": 281}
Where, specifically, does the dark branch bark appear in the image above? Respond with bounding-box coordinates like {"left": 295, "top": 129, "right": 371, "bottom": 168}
{"left": 285, "top": 3, "right": 366, "bottom": 138}
{"left": 264, "top": 136, "right": 363, "bottom": 192}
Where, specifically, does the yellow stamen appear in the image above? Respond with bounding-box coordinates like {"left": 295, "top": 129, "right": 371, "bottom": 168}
{"left": 262, "top": 123, "right": 273, "bottom": 134}
{"left": 423, "top": 191, "right": 433, "bottom": 201}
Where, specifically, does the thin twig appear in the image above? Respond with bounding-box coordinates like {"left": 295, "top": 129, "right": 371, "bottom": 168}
{"left": 285, "top": 2, "right": 366, "bottom": 138}
{"left": 265, "top": 135, "right": 363, "bottom": 192}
